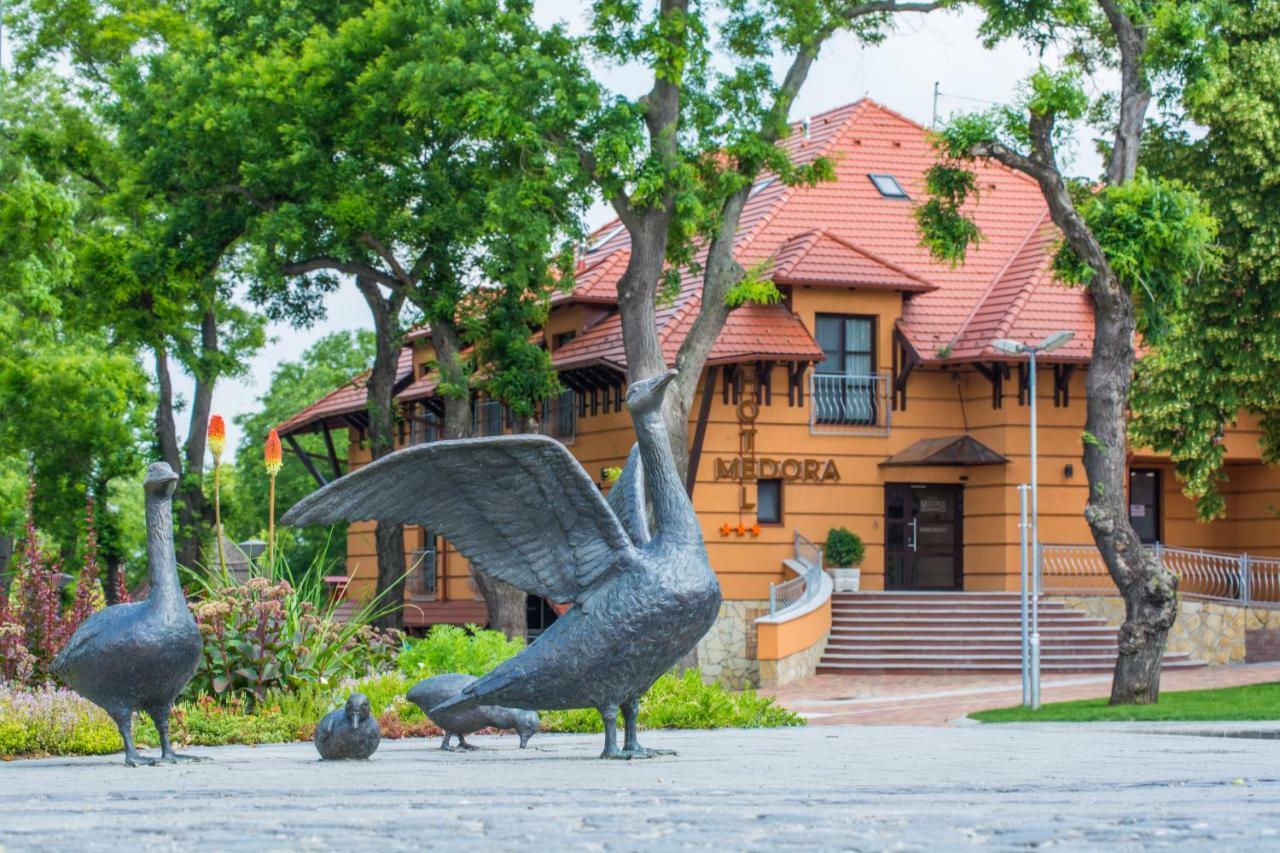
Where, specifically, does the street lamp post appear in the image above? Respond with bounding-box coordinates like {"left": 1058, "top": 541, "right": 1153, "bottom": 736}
{"left": 993, "top": 331, "right": 1074, "bottom": 710}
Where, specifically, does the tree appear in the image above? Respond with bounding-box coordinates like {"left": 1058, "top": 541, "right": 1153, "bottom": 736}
{"left": 574, "top": 0, "right": 947, "bottom": 473}
{"left": 139, "top": 0, "right": 594, "bottom": 634}
{"left": 224, "top": 330, "right": 377, "bottom": 574}
{"left": 1130, "top": 0, "right": 1280, "bottom": 519}
{"left": 0, "top": 77, "right": 153, "bottom": 583}
{"left": 4, "top": 6, "right": 267, "bottom": 570}
{"left": 915, "top": 1, "right": 1217, "bottom": 704}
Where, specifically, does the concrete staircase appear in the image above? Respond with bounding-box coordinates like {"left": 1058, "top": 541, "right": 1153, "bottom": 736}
{"left": 818, "top": 592, "right": 1203, "bottom": 674}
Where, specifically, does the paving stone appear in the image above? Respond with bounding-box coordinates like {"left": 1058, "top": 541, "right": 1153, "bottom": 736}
{"left": 3, "top": 724, "right": 1280, "bottom": 850}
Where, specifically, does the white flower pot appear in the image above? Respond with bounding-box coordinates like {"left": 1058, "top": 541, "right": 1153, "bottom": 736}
{"left": 833, "top": 567, "right": 861, "bottom": 592}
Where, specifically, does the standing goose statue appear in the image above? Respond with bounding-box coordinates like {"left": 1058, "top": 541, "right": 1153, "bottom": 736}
{"left": 283, "top": 368, "right": 721, "bottom": 758}
{"left": 52, "top": 462, "right": 204, "bottom": 766}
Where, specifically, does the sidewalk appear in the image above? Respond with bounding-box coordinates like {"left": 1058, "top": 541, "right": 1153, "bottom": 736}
{"left": 764, "top": 662, "right": 1280, "bottom": 725}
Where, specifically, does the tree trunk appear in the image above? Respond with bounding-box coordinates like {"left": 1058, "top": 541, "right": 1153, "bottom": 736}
{"left": 428, "top": 319, "right": 527, "bottom": 637}
{"left": 1083, "top": 276, "right": 1179, "bottom": 704}
{"left": 176, "top": 307, "right": 218, "bottom": 570}
{"left": 357, "top": 276, "right": 408, "bottom": 631}
{"left": 0, "top": 535, "right": 12, "bottom": 589}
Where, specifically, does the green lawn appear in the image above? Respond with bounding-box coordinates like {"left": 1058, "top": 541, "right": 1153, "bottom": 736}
{"left": 972, "top": 682, "right": 1280, "bottom": 723}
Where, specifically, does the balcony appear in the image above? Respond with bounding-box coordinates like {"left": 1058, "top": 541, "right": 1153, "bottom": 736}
{"left": 809, "top": 371, "right": 891, "bottom": 436}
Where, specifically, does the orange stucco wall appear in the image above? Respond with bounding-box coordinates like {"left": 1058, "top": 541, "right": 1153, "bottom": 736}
{"left": 756, "top": 597, "right": 832, "bottom": 660}
{"left": 334, "top": 285, "right": 1280, "bottom": 608}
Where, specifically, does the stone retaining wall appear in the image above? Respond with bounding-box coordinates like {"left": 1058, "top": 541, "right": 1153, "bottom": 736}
{"left": 1055, "top": 595, "right": 1280, "bottom": 665}
{"left": 696, "top": 600, "right": 769, "bottom": 689}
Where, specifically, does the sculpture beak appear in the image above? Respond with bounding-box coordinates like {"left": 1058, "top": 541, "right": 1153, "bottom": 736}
{"left": 657, "top": 368, "right": 678, "bottom": 390}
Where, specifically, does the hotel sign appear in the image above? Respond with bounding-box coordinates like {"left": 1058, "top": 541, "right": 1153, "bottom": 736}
{"left": 714, "top": 380, "right": 840, "bottom": 516}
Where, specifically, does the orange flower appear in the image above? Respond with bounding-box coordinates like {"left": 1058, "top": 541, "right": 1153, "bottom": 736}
{"left": 719, "top": 523, "right": 732, "bottom": 537}
{"left": 207, "top": 415, "right": 226, "bottom": 463}
{"left": 264, "top": 429, "right": 283, "bottom": 476}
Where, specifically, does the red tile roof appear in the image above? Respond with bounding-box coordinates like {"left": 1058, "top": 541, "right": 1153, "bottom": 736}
{"left": 282, "top": 98, "right": 1094, "bottom": 433}
{"left": 276, "top": 348, "right": 413, "bottom": 437}
{"left": 554, "top": 98, "right": 1091, "bottom": 371}
{"left": 769, "top": 229, "right": 935, "bottom": 292}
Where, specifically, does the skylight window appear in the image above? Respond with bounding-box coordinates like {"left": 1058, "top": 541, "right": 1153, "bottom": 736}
{"left": 748, "top": 176, "right": 776, "bottom": 198}
{"left": 587, "top": 224, "right": 625, "bottom": 253}
{"left": 869, "top": 173, "right": 909, "bottom": 199}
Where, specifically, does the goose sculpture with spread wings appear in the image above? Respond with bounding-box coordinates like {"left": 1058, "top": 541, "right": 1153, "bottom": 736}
{"left": 282, "top": 368, "right": 721, "bottom": 758}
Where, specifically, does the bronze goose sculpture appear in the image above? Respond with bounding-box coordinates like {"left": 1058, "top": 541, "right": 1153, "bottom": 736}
{"left": 52, "top": 463, "right": 204, "bottom": 766}
{"left": 283, "top": 368, "right": 721, "bottom": 758}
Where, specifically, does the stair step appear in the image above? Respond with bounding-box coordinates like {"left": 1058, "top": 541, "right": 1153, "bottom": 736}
{"left": 815, "top": 660, "right": 1205, "bottom": 674}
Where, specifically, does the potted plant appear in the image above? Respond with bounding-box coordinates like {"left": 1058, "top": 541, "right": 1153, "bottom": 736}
{"left": 825, "top": 527, "right": 865, "bottom": 592}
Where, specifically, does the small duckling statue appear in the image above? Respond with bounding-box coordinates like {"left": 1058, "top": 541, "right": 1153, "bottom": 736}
{"left": 314, "top": 693, "right": 381, "bottom": 760}
{"left": 407, "top": 673, "right": 539, "bottom": 751}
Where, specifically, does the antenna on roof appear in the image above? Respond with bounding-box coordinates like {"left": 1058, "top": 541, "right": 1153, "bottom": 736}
{"left": 932, "top": 81, "right": 940, "bottom": 129}
{"left": 802, "top": 116, "right": 811, "bottom": 140}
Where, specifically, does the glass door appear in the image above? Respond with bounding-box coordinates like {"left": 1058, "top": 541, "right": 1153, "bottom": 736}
{"left": 884, "top": 484, "right": 964, "bottom": 590}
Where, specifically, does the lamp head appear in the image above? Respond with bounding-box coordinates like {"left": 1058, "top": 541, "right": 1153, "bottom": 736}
{"left": 1038, "top": 330, "right": 1075, "bottom": 353}
{"left": 991, "top": 339, "right": 1025, "bottom": 356}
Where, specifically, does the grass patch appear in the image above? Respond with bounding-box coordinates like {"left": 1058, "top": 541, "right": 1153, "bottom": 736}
{"left": 972, "top": 682, "right": 1280, "bottom": 723}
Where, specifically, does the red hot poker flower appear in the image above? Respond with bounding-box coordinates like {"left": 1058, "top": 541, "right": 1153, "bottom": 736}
{"left": 264, "top": 429, "right": 283, "bottom": 476}
{"left": 208, "top": 415, "right": 226, "bottom": 463}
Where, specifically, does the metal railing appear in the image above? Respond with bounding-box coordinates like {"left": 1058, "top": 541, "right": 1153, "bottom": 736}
{"left": 809, "top": 372, "right": 891, "bottom": 436}
{"left": 769, "top": 531, "right": 826, "bottom": 615}
{"left": 1041, "top": 542, "right": 1280, "bottom": 606}
{"left": 539, "top": 389, "right": 577, "bottom": 444}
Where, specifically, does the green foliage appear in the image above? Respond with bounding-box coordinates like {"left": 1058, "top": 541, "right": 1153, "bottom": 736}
{"left": 1053, "top": 171, "right": 1217, "bottom": 340}
{"left": 824, "top": 527, "right": 865, "bottom": 568}
{"left": 1130, "top": 0, "right": 1280, "bottom": 519}
{"left": 396, "top": 624, "right": 526, "bottom": 680}
{"left": 223, "top": 330, "right": 375, "bottom": 570}
{"left": 184, "top": 556, "right": 402, "bottom": 706}
{"left": 541, "top": 670, "right": 804, "bottom": 732}
{"left": 724, "top": 267, "right": 782, "bottom": 309}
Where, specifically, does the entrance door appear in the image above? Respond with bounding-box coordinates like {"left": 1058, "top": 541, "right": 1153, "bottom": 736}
{"left": 884, "top": 484, "right": 964, "bottom": 590}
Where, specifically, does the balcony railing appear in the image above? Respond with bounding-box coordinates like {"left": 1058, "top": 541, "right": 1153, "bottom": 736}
{"left": 809, "top": 371, "right": 891, "bottom": 436}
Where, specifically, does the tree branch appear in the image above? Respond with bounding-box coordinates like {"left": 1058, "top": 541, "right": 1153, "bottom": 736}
{"left": 1096, "top": 0, "right": 1150, "bottom": 185}
{"left": 281, "top": 256, "right": 402, "bottom": 290}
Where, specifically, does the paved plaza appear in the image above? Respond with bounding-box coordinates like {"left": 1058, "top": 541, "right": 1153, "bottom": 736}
{"left": 3, "top": 723, "right": 1280, "bottom": 851}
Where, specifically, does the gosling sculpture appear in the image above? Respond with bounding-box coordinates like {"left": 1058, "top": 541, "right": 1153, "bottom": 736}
{"left": 314, "top": 693, "right": 381, "bottom": 760}
{"left": 407, "top": 673, "right": 539, "bottom": 750}
{"left": 284, "top": 368, "right": 721, "bottom": 758}
{"left": 52, "top": 462, "right": 204, "bottom": 766}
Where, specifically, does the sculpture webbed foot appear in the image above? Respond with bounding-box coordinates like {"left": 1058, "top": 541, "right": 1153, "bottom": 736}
{"left": 124, "top": 753, "right": 158, "bottom": 767}
{"left": 159, "top": 752, "right": 207, "bottom": 763}
{"left": 617, "top": 746, "right": 677, "bottom": 759}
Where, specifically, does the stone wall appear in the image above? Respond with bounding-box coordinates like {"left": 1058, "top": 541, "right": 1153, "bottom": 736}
{"left": 696, "top": 600, "right": 769, "bottom": 689}
{"left": 1055, "top": 595, "right": 1280, "bottom": 665}
{"left": 758, "top": 632, "right": 828, "bottom": 688}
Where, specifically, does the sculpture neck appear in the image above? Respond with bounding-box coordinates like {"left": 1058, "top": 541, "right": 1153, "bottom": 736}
{"left": 144, "top": 491, "right": 183, "bottom": 608}
{"left": 634, "top": 408, "right": 697, "bottom": 546}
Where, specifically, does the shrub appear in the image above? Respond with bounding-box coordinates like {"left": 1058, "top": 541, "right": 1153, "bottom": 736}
{"left": 540, "top": 670, "right": 804, "bottom": 732}
{"left": 396, "top": 624, "right": 524, "bottom": 679}
{"left": 824, "top": 527, "right": 865, "bottom": 568}
{"left": 185, "top": 558, "right": 402, "bottom": 706}
{"left": 0, "top": 683, "right": 124, "bottom": 758}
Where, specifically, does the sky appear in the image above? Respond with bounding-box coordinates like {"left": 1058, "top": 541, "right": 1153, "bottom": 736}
{"left": 184, "top": 4, "right": 1107, "bottom": 459}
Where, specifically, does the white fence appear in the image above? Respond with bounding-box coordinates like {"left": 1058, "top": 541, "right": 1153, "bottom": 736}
{"left": 1040, "top": 543, "right": 1280, "bottom": 605}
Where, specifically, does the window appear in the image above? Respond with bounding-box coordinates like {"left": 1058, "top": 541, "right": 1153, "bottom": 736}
{"left": 587, "top": 224, "right": 625, "bottom": 253}
{"left": 748, "top": 176, "right": 776, "bottom": 198}
{"left": 757, "top": 479, "right": 782, "bottom": 525}
{"left": 553, "top": 330, "right": 577, "bottom": 350}
{"left": 1129, "top": 468, "right": 1161, "bottom": 544}
{"left": 474, "top": 399, "right": 504, "bottom": 437}
{"left": 541, "top": 389, "right": 577, "bottom": 442}
{"left": 813, "top": 314, "right": 877, "bottom": 425}
{"left": 869, "top": 173, "right": 908, "bottom": 199}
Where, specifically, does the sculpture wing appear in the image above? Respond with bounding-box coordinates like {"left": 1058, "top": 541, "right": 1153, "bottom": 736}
{"left": 282, "top": 435, "right": 636, "bottom": 604}
{"left": 605, "top": 443, "right": 650, "bottom": 546}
